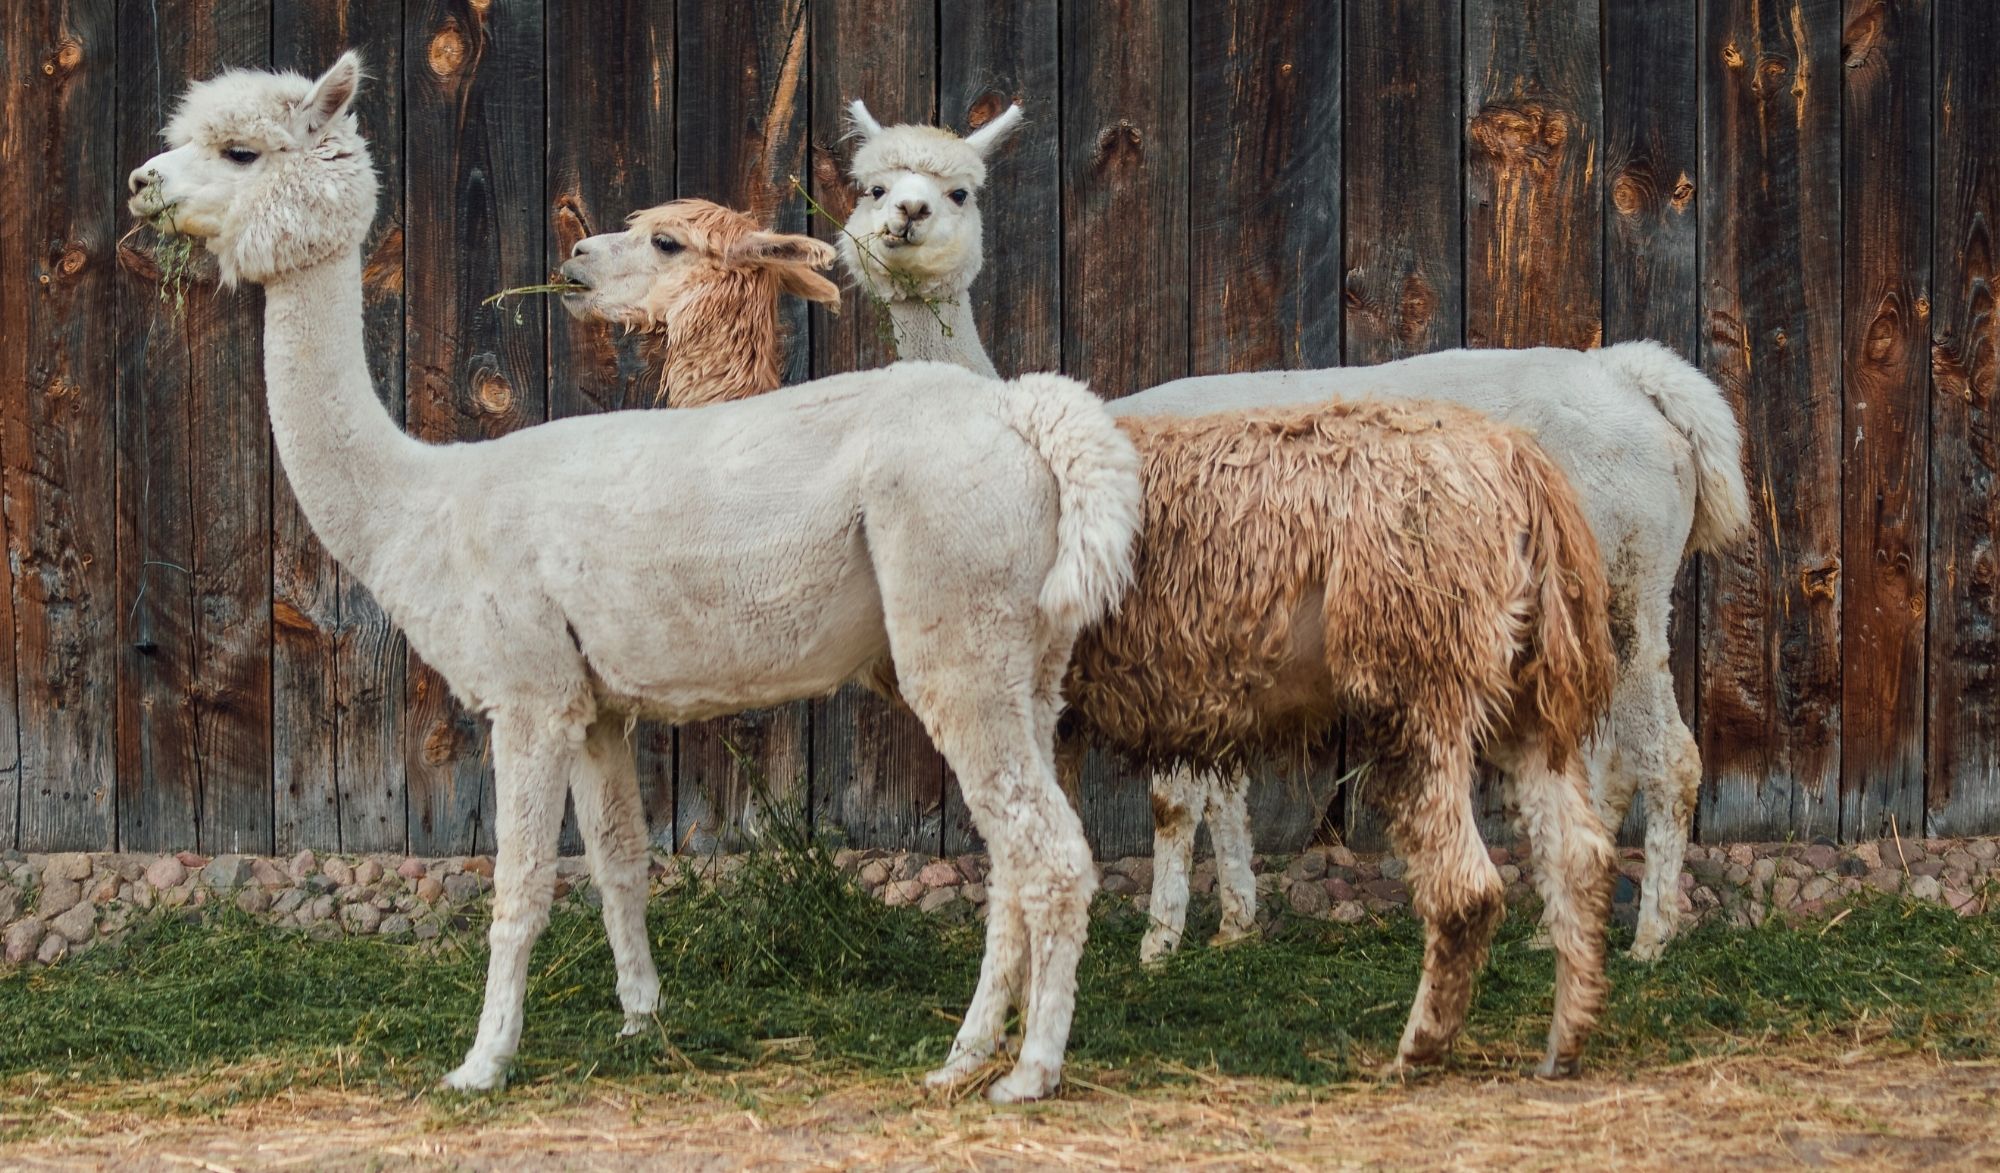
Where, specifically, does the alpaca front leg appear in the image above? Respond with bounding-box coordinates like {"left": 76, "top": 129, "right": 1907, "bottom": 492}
{"left": 571, "top": 716, "right": 660, "bottom": 1035}
{"left": 1204, "top": 769, "right": 1258, "bottom": 946}
{"left": 442, "top": 716, "right": 574, "bottom": 1092}
{"left": 1140, "top": 766, "right": 1201, "bottom": 963}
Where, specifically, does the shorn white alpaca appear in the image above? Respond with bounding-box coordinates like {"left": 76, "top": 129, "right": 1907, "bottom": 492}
{"left": 128, "top": 55, "right": 1144, "bottom": 1104}
{"left": 840, "top": 100, "right": 1752, "bottom": 964}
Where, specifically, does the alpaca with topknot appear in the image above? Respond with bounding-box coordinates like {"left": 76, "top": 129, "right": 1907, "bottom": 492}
{"left": 840, "top": 100, "right": 1751, "bottom": 965}
{"left": 128, "top": 54, "right": 1143, "bottom": 1104}
{"left": 598, "top": 104, "right": 1625, "bottom": 1080}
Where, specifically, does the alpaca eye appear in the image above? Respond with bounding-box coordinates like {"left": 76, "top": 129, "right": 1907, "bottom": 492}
{"left": 222, "top": 146, "right": 260, "bottom": 165}
{"left": 868, "top": 186, "right": 886, "bottom": 200}
{"left": 949, "top": 189, "right": 969, "bottom": 205}
{"left": 652, "top": 235, "right": 682, "bottom": 256}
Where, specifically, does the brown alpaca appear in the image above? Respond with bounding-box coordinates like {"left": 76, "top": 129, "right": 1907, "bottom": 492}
{"left": 1060, "top": 400, "right": 1618, "bottom": 1076}
{"left": 560, "top": 199, "right": 840, "bottom": 406}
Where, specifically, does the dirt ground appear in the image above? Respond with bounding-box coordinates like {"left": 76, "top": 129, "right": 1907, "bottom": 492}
{"left": 2, "top": 1051, "right": 1996, "bottom": 1171}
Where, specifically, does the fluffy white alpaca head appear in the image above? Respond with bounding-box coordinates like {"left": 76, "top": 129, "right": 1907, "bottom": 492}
{"left": 128, "top": 52, "right": 376, "bottom": 287}
{"left": 839, "top": 99, "right": 1023, "bottom": 302}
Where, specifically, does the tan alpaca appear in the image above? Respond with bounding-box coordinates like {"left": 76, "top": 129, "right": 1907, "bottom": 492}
{"left": 128, "top": 55, "right": 1143, "bottom": 1104}
{"left": 840, "top": 101, "right": 1751, "bottom": 965}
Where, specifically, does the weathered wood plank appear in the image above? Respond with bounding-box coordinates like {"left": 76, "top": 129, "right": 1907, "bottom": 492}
{"left": 0, "top": 0, "right": 114, "bottom": 850}
{"left": 806, "top": 0, "right": 944, "bottom": 855}
{"left": 1189, "top": 0, "right": 1342, "bottom": 853}
{"left": 1604, "top": 0, "right": 1700, "bottom": 843}
{"left": 115, "top": 0, "right": 272, "bottom": 854}
{"left": 1839, "top": 0, "right": 1931, "bottom": 841}
{"left": 273, "top": 2, "right": 408, "bottom": 854}
{"left": 1698, "top": 0, "right": 1843, "bottom": 842}
{"left": 675, "top": 0, "right": 813, "bottom": 852}
{"left": 937, "top": 0, "right": 1060, "bottom": 855}
{"left": 548, "top": 0, "right": 676, "bottom": 850}
{"left": 1341, "top": 0, "right": 1465, "bottom": 850}
{"left": 1926, "top": 0, "right": 2000, "bottom": 837}
{"left": 403, "top": 0, "right": 547, "bottom": 855}
{"left": 1062, "top": 0, "right": 1189, "bottom": 858}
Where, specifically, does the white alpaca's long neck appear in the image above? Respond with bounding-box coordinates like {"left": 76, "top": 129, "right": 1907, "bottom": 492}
{"left": 261, "top": 250, "right": 428, "bottom": 582}
{"left": 885, "top": 293, "right": 996, "bottom": 378}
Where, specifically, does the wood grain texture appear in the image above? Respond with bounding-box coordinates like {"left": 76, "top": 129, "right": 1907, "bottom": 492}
{"left": 0, "top": 0, "right": 113, "bottom": 849}
{"left": 1925, "top": 0, "right": 2000, "bottom": 836}
{"left": 1838, "top": 0, "right": 1930, "bottom": 841}
{"left": 1191, "top": 0, "right": 1344, "bottom": 853}
{"left": 548, "top": 0, "right": 676, "bottom": 850}
{"left": 805, "top": 0, "right": 943, "bottom": 855}
{"left": 402, "top": 0, "right": 547, "bottom": 856}
{"left": 273, "top": 2, "right": 408, "bottom": 854}
{"left": 1698, "top": 0, "right": 1843, "bottom": 842}
{"left": 1061, "top": 0, "right": 1190, "bottom": 858}
{"left": 937, "top": 0, "right": 1060, "bottom": 855}
{"left": 115, "top": 0, "right": 272, "bottom": 854}
{"left": 1604, "top": 0, "right": 1700, "bottom": 843}
{"left": 675, "top": 0, "right": 813, "bottom": 852}
{"left": 1464, "top": 0, "right": 1603, "bottom": 351}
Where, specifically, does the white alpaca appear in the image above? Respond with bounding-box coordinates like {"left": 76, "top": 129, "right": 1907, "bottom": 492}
{"left": 840, "top": 101, "right": 1752, "bottom": 963}
{"left": 128, "top": 55, "right": 1143, "bottom": 1103}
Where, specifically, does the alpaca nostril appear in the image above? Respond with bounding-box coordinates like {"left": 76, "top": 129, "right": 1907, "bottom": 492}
{"left": 897, "top": 200, "right": 930, "bottom": 223}
{"left": 569, "top": 238, "right": 592, "bottom": 258}
{"left": 128, "top": 169, "right": 152, "bottom": 195}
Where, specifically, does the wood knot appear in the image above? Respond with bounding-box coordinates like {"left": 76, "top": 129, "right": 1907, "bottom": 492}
{"left": 422, "top": 721, "right": 462, "bottom": 765}
{"left": 1800, "top": 561, "right": 1840, "bottom": 601}
{"left": 1469, "top": 101, "right": 1570, "bottom": 166}
{"left": 57, "top": 245, "right": 87, "bottom": 276}
{"left": 1722, "top": 43, "right": 1745, "bottom": 68}
{"left": 428, "top": 22, "right": 468, "bottom": 78}
{"left": 363, "top": 227, "right": 403, "bottom": 295}
{"left": 473, "top": 369, "right": 513, "bottom": 415}
{"left": 272, "top": 600, "right": 319, "bottom": 637}
{"left": 966, "top": 91, "right": 1012, "bottom": 129}
{"left": 1397, "top": 273, "right": 1436, "bottom": 351}
{"left": 1753, "top": 55, "right": 1793, "bottom": 98}
{"left": 1611, "top": 170, "right": 1650, "bottom": 216}
{"left": 47, "top": 37, "right": 83, "bottom": 74}
{"left": 1093, "top": 121, "right": 1143, "bottom": 168}
{"left": 1670, "top": 173, "right": 1695, "bottom": 212}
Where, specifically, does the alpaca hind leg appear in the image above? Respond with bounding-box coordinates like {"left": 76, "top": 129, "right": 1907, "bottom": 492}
{"left": 443, "top": 712, "right": 579, "bottom": 1091}
{"left": 1381, "top": 740, "right": 1505, "bottom": 1072}
{"left": 1632, "top": 708, "right": 1700, "bottom": 962}
{"left": 570, "top": 716, "right": 659, "bottom": 1034}
{"left": 1498, "top": 739, "right": 1616, "bottom": 1076}
{"left": 926, "top": 850, "right": 1029, "bottom": 1087}
{"left": 1205, "top": 768, "right": 1257, "bottom": 946}
{"left": 1140, "top": 765, "right": 1202, "bottom": 963}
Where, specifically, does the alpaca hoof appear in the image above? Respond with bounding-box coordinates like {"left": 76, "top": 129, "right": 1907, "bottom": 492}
{"left": 1536, "top": 1052, "right": 1582, "bottom": 1080}
{"left": 1208, "top": 922, "right": 1256, "bottom": 950}
{"left": 987, "top": 1063, "right": 1058, "bottom": 1104}
{"left": 1138, "top": 930, "right": 1181, "bottom": 965}
{"left": 440, "top": 1056, "right": 506, "bottom": 1092}
{"left": 1628, "top": 925, "right": 1670, "bottom": 963}
{"left": 619, "top": 1011, "right": 653, "bottom": 1038}
{"left": 925, "top": 1051, "right": 992, "bottom": 1090}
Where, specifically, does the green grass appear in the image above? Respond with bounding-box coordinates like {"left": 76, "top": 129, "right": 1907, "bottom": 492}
{"left": 0, "top": 842, "right": 1992, "bottom": 1103}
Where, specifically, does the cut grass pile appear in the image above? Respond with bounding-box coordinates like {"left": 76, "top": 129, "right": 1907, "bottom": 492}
{"left": 0, "top": 835, "right": 1993, "bottom": 1108}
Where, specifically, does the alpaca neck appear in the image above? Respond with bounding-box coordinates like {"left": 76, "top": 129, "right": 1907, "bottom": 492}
{"left": 884, "top": 293, "right": 996, "bottom": 378}
{"left": 260, "top": 249, "right": 427, "bottom": 581}
{"left": 653, "top": 275, "right": 786, "bottom": 407}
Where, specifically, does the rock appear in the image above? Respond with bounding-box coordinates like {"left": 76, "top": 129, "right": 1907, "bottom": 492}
{"left": 5, "top": 918, "right": 47, "bottom": 965}
{"left": 1944, "top": 849, "right": 1976, "bottom": 873}
{"left": 463, "top": 856, "right": 495, "bottom": 879}
{"left": 1802, "top": 844, "right": 1837, "bottom": 871}
{"left": 1325, "top": 845, "right": 1359, "bottom": 869}
{"left": 1286, "top": 853, "right": 1327, "bottom": 883}
{"left": 1328, "top": 900, "right": 1366, "bottom": 924}
{"left": 1909, "top": 859, "right": 1947, "bottom": 879}
{"left": 49, "top": 901, "right": 96, "bottom": 943}
{"left": 1772, "top": 877, "right": 1800, "bottom": 907}
{"left": 1801, "top": 877, "right": 1835, "bottom": 903}
{"left": 1362, "top": 878, "right": 1408, "bottom": 903}
{"left": 1751, "top": 857, "right": 1777, "bottom": 886}
{"left": 1725, "top": 844, "right": 1754, "bottom": 868}
{"left": 833, "top": 849, "right": 862, "bottom": 873}
{"left": 0, "top": 887, "right": 20, "bottom": 925}
{"left": 1724, "top": 863, "right": 1751, "bottom": 887}
{"left": 1946, "top": 888, "right": 1981, "bottom": 916}
{"left": 413, "top": 921, "right": 442, "bottom": 941}
{"left": 203, "top": 855, "right": 252, "bottom": 890}
{"left": 954, "top": 855, "right": 987, "bottom": 883}
{"left": 288, "top": 849, "right": 318, "bottom": 881}
{"left": 442, "top": 874, "right": 482, "bottom": 905}
{"left": 37, "top": 876, "right": 83, "bottom": 919}
{"left": 47, "top": 853, "right": 93, "bottom": 883}
{"left": 1780, "top": 857, "right": 1815, "bottom": 881}
{"left": 1839, "top": 857, "right": 1869, "bottom": 877}
{"left": 354, "top": 859, "right": 384, "bottom": 887}
{"left": 1326, "top": 877, "right": 1356, "bottom": 902}
{"left": 1099, "top": 873, "right": 1140, "bottom": 896}
{"left": 1107, "top": 857, "right": 1152, "bottom": 888}
{"left": 321, "top": 858, "right": 354, "bottom": 887}
{"left": 1497, "top": 864, "right": 1521, "bottom": 886}
{"left": 1488, "top": 846, "right": 1512, "bottom": 867}
{"left": 1254, "top": 874, "right": 1283, "bottom": 898}
{"left": 1967, "top": 840, "right": 1998, "bottom": 862}
{"left": 1613, "top": 874, "right": 1638, "bottom": 904}
{"left": 91, "top": 874, "right": 121, "bottom": 904}
{"left": 271, "top": 889, "right": 307, "bottom": 916}
{"left": 917, "top": 887, "right": 959, "bottom": 914}
{"left": 397, "top": 858, "right": 427, "bottom": 881}
{"left": 176, "top": 851, "right": 208, "bottom": 869}
{"left": 306, "top": 894, "right": 337, "bottom": 924}
{"left": 36, "top": 932, "right": 68, "bottom": 965}
{"left": 917, "top": 861, "right": 960, "bottom": 888}
{"left": 249, "top": 859, "right": 288, "bottom": 888}
{"left": 341, "top": 902, "right": 383, "bottom": 934}
{"left": 890, "top": 855, "right": 925, "bottom": 883}
{"left": 960, "top": 882, "right": 987, "bottom": 905}
{"left": 105, "top": 855, "right": 149, "bottom": 882}
{"left": 234, "top": 887, "right": 271, "bottom": 915}
{"left": 379, "top": 914, "right": 413, "bottom": 939}
{"left": 1288, "top": 879, "right": 1330, "bottom": 917}
{"left": 858, "top": 861, "right": 891, "bottom": 888}
{"left": 1865, "top": 868, "right": 1903, "bottom": 894}
{"left": 1907, "top": 875, "right": 1942, "bottom": 903}
{"left": 1379, "top": 857, "right": 1408, "bottom": 881}
{"left": 307, "top": 919, "right": 344, "bottom": 942}
{"left": 882, "top": 879, "right": 926, "bottom": 908}
{"left": 416, "top": 876, "right": 445, "bottom": 903}
{"left": 1852, "top": 842, "right": 1883, "bottom": 870}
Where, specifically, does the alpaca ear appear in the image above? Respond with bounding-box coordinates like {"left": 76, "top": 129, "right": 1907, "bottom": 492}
{"left": 776, "top": 265, "right": 842, "bottom": 310}
{"left": 301, "top": 51, "right": 363, "bottom": 135}
{"left": 963, "top": 102, "right": 1024, "bottom": 158}
{"left": 845, "top": 99, "right": 884, "bottom": 141}
{"left": 729, "top": 230, "right": 838, "bottom": 273}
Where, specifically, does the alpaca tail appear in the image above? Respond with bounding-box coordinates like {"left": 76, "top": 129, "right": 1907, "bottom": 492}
{"left": 1511, "top": 436, "right": 1620, "bottom": 771}
{"left": 993, "top": 373, "right": 1144, "bottom": 632}
{"left": 1595, "top": 340, "right": 1753, "bottom": 556}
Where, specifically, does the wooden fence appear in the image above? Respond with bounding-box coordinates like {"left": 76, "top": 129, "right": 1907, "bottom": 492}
{"left": 0, "top": 0, "right": 1994, "bottom": 857}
